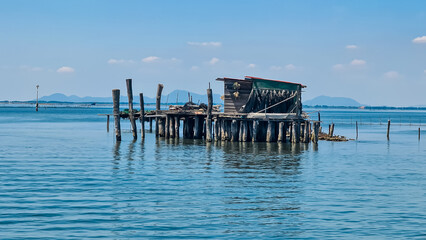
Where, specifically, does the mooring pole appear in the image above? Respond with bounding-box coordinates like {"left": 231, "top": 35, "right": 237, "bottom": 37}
{"left": 356, "top": 121, "right": 358, "bottom": 140}
{"left": 419, "top": 128, "right": 421, "bottom": 141}
{"left": 156, "top": 84, "right": 164, "bottom": 112}
{"left": 112, "top": 89, "right": 121, "bottom": 141}
{"left": 206, "top": 88, "right": 213, "bottom": 142}
{"left": 139, "top": 93, "right": 145, "bottom": 139}
{"left": 107, "top": 115, "right": 110, "bottom": 132}
{"left": 387, "top": 120, "right": 391, "bottom": 140}
{"left": 126, "top": 79, "right": 137, "bottom": 140}
{"left": 36, "top": 85, "right": 39, "bottom": 112}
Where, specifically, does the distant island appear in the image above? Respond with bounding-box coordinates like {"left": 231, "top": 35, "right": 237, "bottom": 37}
{"left": 34, "top": 90, "right": 223, "bottom": 105}
{"left": 303, "top": 95, "right": 361, "bottom": 107}
{"left": 2, "top": 93, "right": 426, "bottom": 110}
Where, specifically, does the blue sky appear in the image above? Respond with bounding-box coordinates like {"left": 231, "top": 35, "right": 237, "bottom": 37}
{"left": 1, "top": 0, "right": 425, "bottom": 106}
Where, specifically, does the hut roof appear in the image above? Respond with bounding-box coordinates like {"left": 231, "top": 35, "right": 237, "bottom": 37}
{"left": 216, "top": 76, "right": 306, "bottom": 91}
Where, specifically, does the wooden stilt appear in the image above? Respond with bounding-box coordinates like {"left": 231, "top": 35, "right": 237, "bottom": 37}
{"left": 312, "top": 122, "right": 319, "bottom": 143}
{"left": 126, "top": 79, "right": 137, "bottom": 140}
{"left": 252, "top": 120, "right": 259, "bottom": 142}
{"left": 149, "top": 118, "right": 153, "bottom": 132}
{"left": 165, "top": 115, "right": 170, "bottom": 138}
{"left": 266, "top": 121, "right": 276, "bottom": 142}
{"left": 139, "top": 93, "right": 145, "bottom": 139}
{"left": 278, "top": 122, "right": 285, "bottom": 142}
{"left": 241, "top": 121, "right": 248, "bottom": 142}
{"left": 238, "top": 120, "right": 243, "bottom": 142}
{"left": 112, "top": 89, "right": 121, "bottom": 141}
{"left": 231, "top": 120, "right": 239, "bottom": 142}
{"left": 221, "top": 120, "right": 226, "bottom": 141}
{"left": 194, "top": 116, "right": 202, "bottom": 139}
{"left": 170, "top": 115, "right": 175, "bottom": 138}
{"left": 292, "top": 122, "right": 300, "bottom": 143}
{"left": 214, "top": 119, "right": 221, "bottom": 141}
{"left": 174, "top": 116, "right": 180, "bottom": 138}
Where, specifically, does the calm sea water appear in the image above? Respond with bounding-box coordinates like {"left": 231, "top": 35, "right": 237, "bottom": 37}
{"left": 0, "top": 106, "right": 425, "bottom": 239}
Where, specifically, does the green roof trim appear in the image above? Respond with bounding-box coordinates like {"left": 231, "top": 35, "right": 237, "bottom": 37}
{"left": 250, "top": 78, "right": 300, "bottom": 91}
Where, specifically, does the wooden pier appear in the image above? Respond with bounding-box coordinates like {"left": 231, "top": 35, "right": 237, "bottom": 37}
{"left": 105, "top": 77, "right": 322, "bottom": 143}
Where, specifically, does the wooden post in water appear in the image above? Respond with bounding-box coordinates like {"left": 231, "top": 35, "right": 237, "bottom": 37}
{"left": 292, "top": 122, "right": 300, "bottom": 143}
{"left": 241, "top": 121, "right": 248, "bottom": 142}
{"left": 206, "top": 88, "right": 213, "bottom": 142}
{"left": 139, "top": 93, "right": 145, "bottom": 139}
{"left": 165, "top": 115, "right": 170, "bottom": 138}
{"left": 329, "top": 123, "right": 335, "bottom": 137}
{"left": 194, "top": 116, "right": 202, "bottom": 139}
{"left": 149, "top": 118, "right": 153, "bottom": 132}
{"left": 387, "top": 120, "right": 390, "bottom": 140}
{"left": 214, "top": 119, "right": 221, "bottom": 141}
{"left": 278, "top": 122, "right": 285, "bottom": 142}
{"left": 303, "top": 121, "right": 310, "bottom": 143}
{"left": 312, "top": 122, "right": 319, "bottom": 143}
{"left": 174, "top": 116, "right": 180, "bottom": 138}
{"left": 112, "top": 89, "right": 121, "bottom": 141}
{"left": 156, "top": 84, "right": 164, "bottom": 112}
{"left": 356, "top": 121, "right": 358, "bottom": 140}
{"left": 419, "top": 128, "right": 421, "bottom": 141}
{"left": 158, "top": 118, "right": 165, "bottom": 137}
{"left": 231, "top": 120, "right": 239, "bottom": 142}
{"left": 169, "top": 115, "right": 175, "bottom": 138}
{"left": 266, "top": 121, "right": 276, "bottom": 142}
{"left": 107, "top": 115, "right": 110, "bottom": 132}
{"left": 252, "top": 120, "right": 259, "bottom": 142}
{"left": 126, "top": 79, "right": 137, "bottom": 140}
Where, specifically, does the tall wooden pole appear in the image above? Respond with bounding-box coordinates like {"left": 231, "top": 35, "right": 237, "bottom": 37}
{"left": 126, "top": 79, "right": 137, "bottom": 140}
{"left": 156, "top": 84, "right": 164, "bottom": 111}
{"left": 387, "top": 120, "right": 391, "bottom": 140}
{"left": 356, "top": 121, "right": 358, "bottom": 140}
{"left": 139, "top": 93, "right": 145, "bottom": 139}
{"left": 206, "top": 88, "right": 213, "bottom": 142}
{"left": 36, "top": 85, "right": 39, "bottom": 112}
{"left": 112, "top": 89, "right": 121, "bottom": 141}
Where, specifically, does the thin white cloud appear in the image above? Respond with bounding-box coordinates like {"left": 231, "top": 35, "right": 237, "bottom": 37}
{"left": 20, "top": 65, "right": 43, "bottom": 71}
{"left": 108, "top": 59, "right": 134, "bottom": 64}
{"left": 209, "top": 57, "right": 219, "bottom": 65}
{"left": 57, "top": 66, "right": 74, "bottom": 73}
{"left": 346, "top": 45, "right": 358, "bottom": 49}
{"left": 332, "top": 64, "right": 344, "bottom": 70}
{"left": 187, "top": 41, "right": 222, "bottom": 47}
{"left": 190, "top": 66, "right": 199, "bottom": 71}
{"left": 423, "top": 70, "right": 426, "bottom": 74}
{"left": 351, "top": 59, "right": 366, "bottom": 66}
{"left": 412, "top": 36, "right": 426, "bottom": 44}
{"left": 247, "top": 63, "right": 256, "bottom": 68}
{"left": 384, "top": 71, "right": 400, "bottom": 79}
{"left": 142, "top": 56, "right": 160, "bottom": 63}
{"left": 270, "top": 65, "right": 282, "bottom": 71}
{"left": 285, "top": 64, "right": 296, "bottom": 70}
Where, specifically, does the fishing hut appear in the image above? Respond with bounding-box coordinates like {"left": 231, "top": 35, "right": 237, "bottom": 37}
{"left": 108, "top": 76, "right": 320, "bottom": 143}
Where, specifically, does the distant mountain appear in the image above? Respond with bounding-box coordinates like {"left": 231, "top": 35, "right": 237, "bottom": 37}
{"left": 37, "top": 90, "right": 223, "bottom": 104}
{"left": 303, "top": 95, "right": 361, "bottom": 107}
